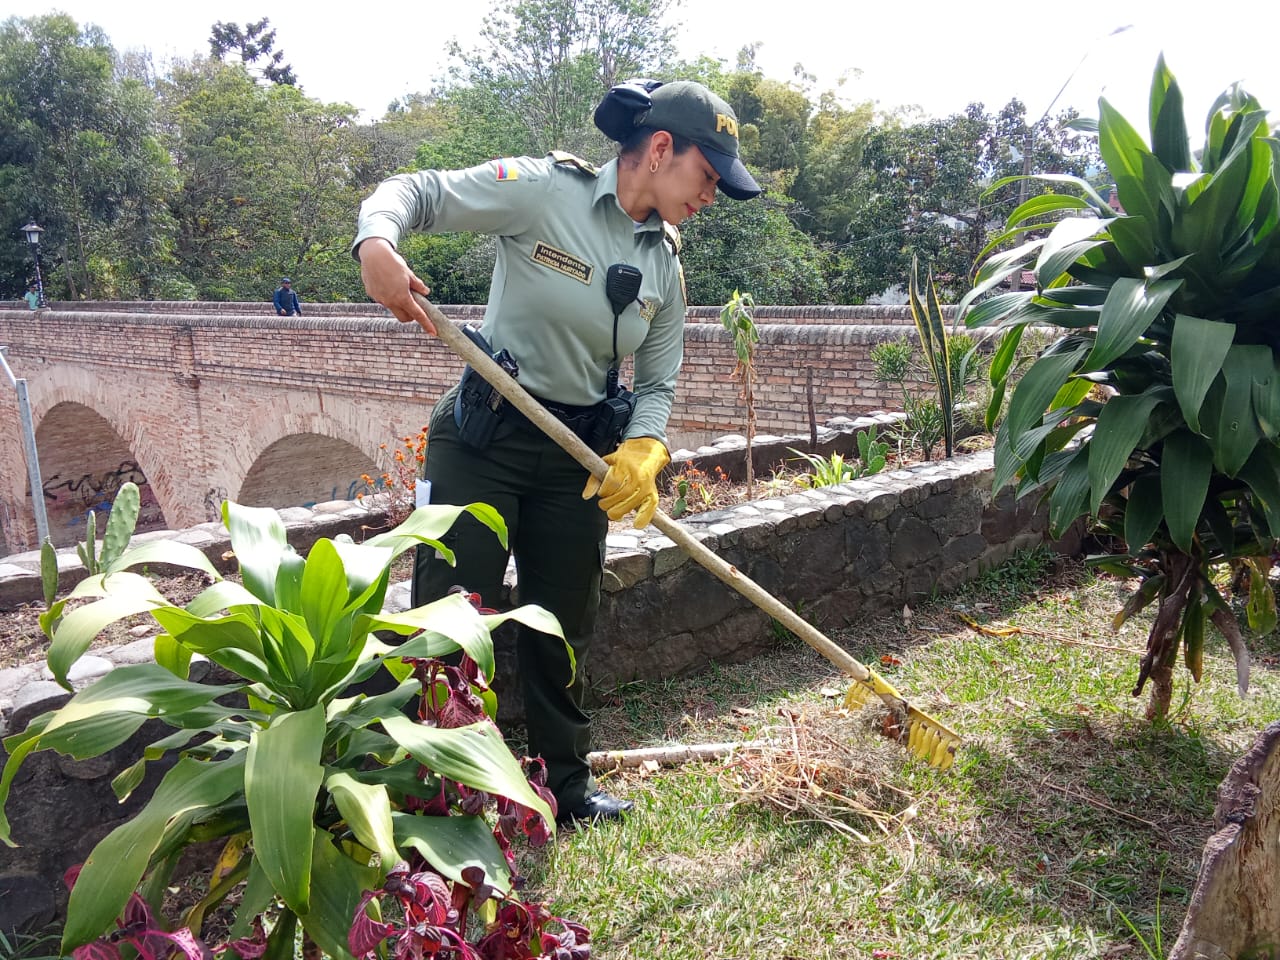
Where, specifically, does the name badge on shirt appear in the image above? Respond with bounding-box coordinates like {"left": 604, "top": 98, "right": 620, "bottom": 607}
{"left": 530, "top": 240, "right": 594, "bottom": 285}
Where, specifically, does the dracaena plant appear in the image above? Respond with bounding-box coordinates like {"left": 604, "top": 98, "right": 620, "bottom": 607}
{"left": 962, "top": 56, "right": 1280, "bottom": 720}
{"left": 1, "top": 493, "right": 590, "bottom": 960}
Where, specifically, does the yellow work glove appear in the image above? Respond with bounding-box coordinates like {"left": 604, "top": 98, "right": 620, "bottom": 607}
{"left": 582, "top": 437, "right": 670, "bottom": 528}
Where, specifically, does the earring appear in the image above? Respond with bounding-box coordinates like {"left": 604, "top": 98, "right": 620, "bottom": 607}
{"left": 649, "top": 160, "right": 659, "bottom": 174}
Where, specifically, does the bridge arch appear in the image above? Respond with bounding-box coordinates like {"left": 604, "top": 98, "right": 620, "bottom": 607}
{"left": 28, "top": 365, "right": 175, "bottom": 547}
{"left": 225, "top": 392, "right": 402, "bottom": 516}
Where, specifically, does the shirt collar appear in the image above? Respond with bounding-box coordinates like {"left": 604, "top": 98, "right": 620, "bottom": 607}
{"left": 594, "top": 159, "right": 664, "bottom": 235}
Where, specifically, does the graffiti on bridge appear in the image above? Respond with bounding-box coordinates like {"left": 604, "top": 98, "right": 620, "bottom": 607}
{"left": 42, "top": 460, "right": 164, "bottom": 530}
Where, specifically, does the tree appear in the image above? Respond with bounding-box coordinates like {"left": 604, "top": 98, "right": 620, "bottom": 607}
{"left": 795, "top": 99, "right": 1101, "bottom": 303}
{"left": 966, "top": 59, "right": 1279, "bottom": 721}
{"left": 448, "top": 0, "right": 677, "bottom": 157}
{"left": 0, "top": 14, "right": 174, "bottom": 299}
{"left": 158, "top": 58, "right": 366, "bottom": 301}
{"left": 209, "top": 18, "right": 296, "bottom": 86}
{"left": 679, "top": 177, "right": 830, "bottom": 306}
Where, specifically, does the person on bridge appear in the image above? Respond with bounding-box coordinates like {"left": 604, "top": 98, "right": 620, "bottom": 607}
{"left": 352, "top": 80, "right": 760, "bottom": 828}
{"left": 272, "top": 277, "right": 302, "bottom": 316}
{"left": 23, "top": 282, "right": 40, "bottom": 310}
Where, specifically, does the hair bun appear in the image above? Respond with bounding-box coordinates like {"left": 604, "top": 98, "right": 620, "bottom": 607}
{"left": 593, "top": 79, "right": 664, "bottom": 142}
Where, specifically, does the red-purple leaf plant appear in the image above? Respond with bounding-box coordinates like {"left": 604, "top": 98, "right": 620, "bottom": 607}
{"left": 2, "top": 497, "right": 588, "bottom": 960}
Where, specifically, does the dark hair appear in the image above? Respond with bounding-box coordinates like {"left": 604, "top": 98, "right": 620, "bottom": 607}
{"left": 618, "top": 128, "right": 694, "bottom": 160}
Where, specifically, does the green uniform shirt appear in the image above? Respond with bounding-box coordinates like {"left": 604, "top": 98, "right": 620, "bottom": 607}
{"left": 353, "top": 154, "right": 686, "bottom": 443}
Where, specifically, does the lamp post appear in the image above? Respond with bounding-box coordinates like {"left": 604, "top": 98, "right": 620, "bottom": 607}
{"left": 0, "top": 346, "right": 50, "bottom": 546}
{"left": 20, "top": 221, "right": 46, "bottom": 308}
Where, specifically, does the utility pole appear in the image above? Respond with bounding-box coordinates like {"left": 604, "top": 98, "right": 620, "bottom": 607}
{"left": 0, "top": 346, "right": 50, "bottom": 546}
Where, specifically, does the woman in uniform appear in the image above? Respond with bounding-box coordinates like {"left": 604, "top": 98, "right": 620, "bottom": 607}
{"left": 353, "top": 79, "right": 760, "bottom": 826}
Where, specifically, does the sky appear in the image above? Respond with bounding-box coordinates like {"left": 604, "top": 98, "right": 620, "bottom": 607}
{"left": 3, "top": 0, "right": 1276, "bottom": 134}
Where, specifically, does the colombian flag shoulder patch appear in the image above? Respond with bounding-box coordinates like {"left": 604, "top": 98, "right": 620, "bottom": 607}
{"left": 495, "top": 159, "right": 519, "bottom": 182}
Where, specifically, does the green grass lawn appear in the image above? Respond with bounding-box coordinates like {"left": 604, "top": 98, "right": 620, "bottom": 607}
{"left": 520, "top": 548, "right": 1280, "bottom": 959}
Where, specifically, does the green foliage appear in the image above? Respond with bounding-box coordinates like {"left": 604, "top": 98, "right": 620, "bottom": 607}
{"left": 789, "top": 428, "right": 887, "bottom": 486}
{"left": 870, "top": 340, "right": 913, "bottom": 383}
{"left": 209, "top": 18, "right": 296, "bottom": 86}
{"left": 720, "top": 289, "right": 761, "bottom": 490}
{"left": 4, "top": 489, "right": 572, "bottom": 957}
{"left": 0, "top": 14, "right": 175, "bottom": 299}
{"left": 964, "top": 57, "right": 1280, "bottom": 719}
{"left": 907, "top": 257, "right": 955, "bottom": 457}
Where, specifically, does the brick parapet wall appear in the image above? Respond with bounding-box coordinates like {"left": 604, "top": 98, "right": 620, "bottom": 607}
{"left": 0, "top": 304, "right": 939, "bottom": 554}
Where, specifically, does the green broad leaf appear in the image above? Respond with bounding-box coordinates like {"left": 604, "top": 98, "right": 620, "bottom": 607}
{"left": 1107, "top": 214, "right": 1156, "bottom": 267}
{"left": 325, "top": 771, "right": 398, "bottom": 868}
{"left": 229, "top": 858, "right": 276, "bottom": 939}
{"left": 330, "top": 539, "right": 395, "bottom": 613}
{"left": 359, "top": 592, "right": 497, "bottom": 681}
{"left": 47, "top": 588, "right": 171, "bottom": 690}
{"left": 1088, "top": 390, "right": 1166, "bottom": 514}
{"left": 1246, "top": 561, "right": 1278, "bottom": 636}
{"left": 1123, "top": 474, "right": 1163, "bottom": 553}
{"left": 1007, "top": 193, "right": 1094, "bottom": 226}
{"left": 112, "top": 540, "right": 222, "bottom": 581}
{"left": 326, "top": 681, "right": 421, "bottom": 740}
{"left": 1200, "top": 496, "right": 1235, "bottom": 558}
{"left": 36, "top": 664, "right": 241, "bottom": 758}
{"left": 186, "top": 579, "right": 265, "bottom": 617}
{"left": 1048, "top": 446, "right": 1092, "bottom": 536}
{"left": 299, "top": 539, "right": 350, "bottom": 656}
{"left": 0, "top": 727, "right": 46, "bottom": 845}
{"left": 1174, "top": 143, "right": 1251, "bottom": 270}
{"left": 1004, "top": 343, "right": 1090, "bottom": 446}
{"left": 350, "top": 758, "right": 440, "bottom": 804}
{"left": 99, "top": 483, "right": 139, "bottom": 570}
{"left": 151, "top": 605, "right": 268, "bottom": 665}
{"left": 381, "top": 716, "right": 554, "bottom": 828}
{"left": 1212, "top": 345, "right": 1273, "bottom": 476}
{"left": 274, "top": 549, "right": 306, "bottom": 618}
{"left": 40, "top": 540, "right": 58, "bottom": 607}
{"left": 1149, "top": 55, "right": 1192, "bottom": 173}
{"left": 1238, "top": 444, "right": 1280, "bottom": 538}
{"left": 983, "top": 172, "right": 1112, "bottom": 212}
{"left": 1034, "top": 217, "right": 1109, "bottom": 287}
{"left": 365, "top": 503, "right": 510, "bottom": 562}
{"left": 1099, "top": 98, "right": 1161, "bottom": 227}
{"left": 62, "top": 754, "right": 246, "bottom": 950}
{"left": 1083, "top": 276, "right": 1180, "bottom": 372}
{"left": 111, "top": 728, "right": 200, "bottom": 802}
{"left": 1251, "top": 360, "right": 1280, "bottom": 439}
{"left": 393, "top": 812, "right": 513, "bottom": 893}
{"left": 223, "top": 501, "right": 290, "bottom": 604}
{"left": 1171, "top": 315, "right": 1235, "bottom": 433}
{"left": 302, "top": 833, "right": 381, "bottom": 960}
{"left": 963, "top": 237, "right": 1047, "bottom": 304}
{"left": 1161, "top": 430, "right": 1213, "bottom": 553}
{"left": 962, "top": 293, "right": 1030, "bottom": 330}
{"left": 245, "top": 705, "right": 326, "bottom": 916}
{"left": 1182, "top": 586, "right": 1205, "bottom": 681}
{"left": 154, "top": 632, "right": 193, "bottom": 680}
{"left": 1113, "top": 575, "right": 1164, "bottom": 631}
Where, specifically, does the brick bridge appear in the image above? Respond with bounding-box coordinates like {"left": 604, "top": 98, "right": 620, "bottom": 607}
{"left": 0, "top": 301, "right": 933, "bottom": 555}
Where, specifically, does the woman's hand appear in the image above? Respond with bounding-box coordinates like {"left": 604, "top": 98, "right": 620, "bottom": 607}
{"left": 358, "top": 237, "right": 436, "bottom": 334}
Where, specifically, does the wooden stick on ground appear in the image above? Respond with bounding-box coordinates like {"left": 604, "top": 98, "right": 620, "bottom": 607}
{"left": 586, "top": 740, "right": 775, "bottom": 772}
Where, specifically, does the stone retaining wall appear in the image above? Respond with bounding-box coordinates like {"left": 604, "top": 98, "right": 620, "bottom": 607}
{"left": 0, "top": 426, "right": 1057, "bottom": 932}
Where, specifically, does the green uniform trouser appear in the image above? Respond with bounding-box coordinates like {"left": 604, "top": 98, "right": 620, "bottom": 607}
{"left": 412, "top": 386, "right": 608, "bottom": 809}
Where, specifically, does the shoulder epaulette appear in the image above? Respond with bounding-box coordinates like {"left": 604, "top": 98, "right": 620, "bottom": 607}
{"left": 548, "top": 150, "right": 599, "bottom": 177}
{"left": 662, "top": 221, "right": 682, "bottom": 255}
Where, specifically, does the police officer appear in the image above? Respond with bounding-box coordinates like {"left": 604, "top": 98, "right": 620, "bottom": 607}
{"left": 353, "top": 80, "right": 760, "bottom": 825}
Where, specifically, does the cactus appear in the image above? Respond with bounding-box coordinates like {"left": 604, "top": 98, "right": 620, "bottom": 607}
{"left": 77, "top": 511, "right": 99, "bottom": 574}
{"left": 101, "top": 482, "right": 140, "bottom": 569}
{"left": 40, "top": 538, "right": 58, "bottom": 607}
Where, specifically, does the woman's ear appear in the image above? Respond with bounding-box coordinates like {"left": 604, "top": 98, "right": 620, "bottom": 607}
{"left": 648, "top": 129, "right": 675, "bottom": 166}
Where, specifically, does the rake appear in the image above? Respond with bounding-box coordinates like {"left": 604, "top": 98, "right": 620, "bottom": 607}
{"left": 411, "top": 293, "right": 962, "bottom": 769}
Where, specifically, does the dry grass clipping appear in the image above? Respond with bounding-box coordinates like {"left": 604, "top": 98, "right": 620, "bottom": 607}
{"left": 718, "top": 704, "right": 920, "bottom": 858}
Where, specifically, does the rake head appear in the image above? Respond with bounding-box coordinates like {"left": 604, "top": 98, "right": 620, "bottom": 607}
{"left": 843, "top": 670, "right": 961, "bottom": 770}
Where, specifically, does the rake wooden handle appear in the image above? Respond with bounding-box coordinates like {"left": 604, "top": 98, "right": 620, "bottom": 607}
{"left": 415, "top": 294, "right": 881, "bottom": 692}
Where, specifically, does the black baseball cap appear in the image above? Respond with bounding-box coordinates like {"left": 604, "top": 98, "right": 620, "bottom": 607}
{"left": 640, "top": 81, "right": 761, "bottom": 201}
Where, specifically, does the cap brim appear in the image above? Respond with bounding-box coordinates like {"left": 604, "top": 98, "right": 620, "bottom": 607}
{"left": 700, "top": 145, "right": 761, "bottom": 201}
